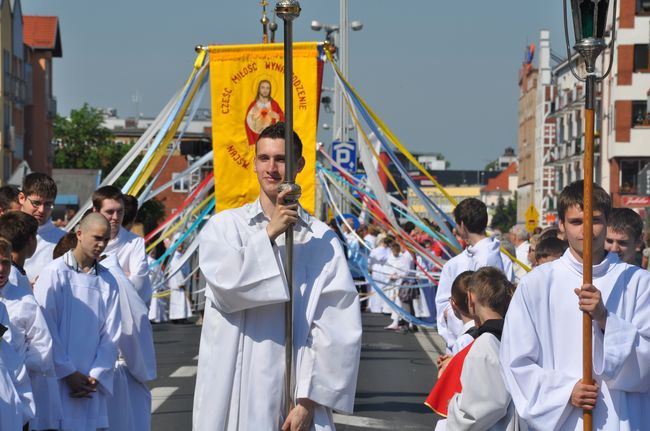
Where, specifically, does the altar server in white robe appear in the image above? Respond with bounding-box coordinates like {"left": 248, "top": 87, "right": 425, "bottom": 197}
{"left": 19, "top": 173, "right": 66, "bottom": 284}
{"left": 147, "top": 254, "right": 168, "bottom": 323}
{"left": 35, "top": 214, "right": 121, "bottom": 431}
{"left": 367, "top": 236, "right": 392, "bottom": 313}
{"left": 435, "top": 198, "right": 514, "bottom": 350}
{"left": 93, "top": 186, "right": 152, "bottom": 307}
{"left": 168, "top": 247, "right": 193, "bottom": 322}
{"left": 193, "top": 123, "right": 362, "bottom": 431}
{"left": 0, "top": 300, "right": 32, "bottom": 430}
{"left": 501, "top": 181, "right": 650, "bottom": 430}
{"left": 102, "top": 254, "right": 156, "bottom": 431}
{"left": 0, "top": 213, "right": 59, "bottom": 429}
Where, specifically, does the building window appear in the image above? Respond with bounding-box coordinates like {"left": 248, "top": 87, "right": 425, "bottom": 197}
{"left": 620, "top": 159, "right": 650, "bottom": 194}
{"left": 172, "top": 172, "right": 189, "bottom": 193}
{"left": 637, "top": 0, "right": 650, "bottom": 14}
{"left": 633, "top": 44, "right": 650, "bottom": 72}
{"left": 632, "top": 101, "right": 648, "bottom": 127}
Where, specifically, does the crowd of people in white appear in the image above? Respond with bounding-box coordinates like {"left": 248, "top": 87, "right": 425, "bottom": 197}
{"left": 0, "top": 173, "right": 194, "bottom": 431}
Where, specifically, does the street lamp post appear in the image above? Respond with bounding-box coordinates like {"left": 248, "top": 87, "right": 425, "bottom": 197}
{"left": 311, "top": 3, "right": 363, "bottom": 149}
{"left": 562, "top": 1, "right": 616, "bottom": 430}
{"left": 312, "top": 4, "right": 362, "bottom": 214}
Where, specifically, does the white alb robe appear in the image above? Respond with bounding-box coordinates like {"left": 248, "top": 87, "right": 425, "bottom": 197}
{"left": 147, "top": 257, "right": 168, "bottom": 323}
{"left": 102, "top": 254, "right": 156, "bottom": 431}
{"left": 514, "top": 240, "right": 531, "bottom": 281}
{"left": 447, "top": 333, "right": 522, "bottom": 430}
{"left": 0, "top": 301, "right": 29, "bottom": 431}
{"left": 501, "top": 250, "right": 650, "bottom": 430}
{"left": 168, "top": 251, "right": 192, "bottom": 320}
{"left": 368, "top": 246, "right": 390, "bottom": 313}
{"left": 450, "top": 320, "right": 476, "bottom": 355}
{"left": 0, "top": 302, "right": 35, "bottom": 431}
{"left": 34, "top": 254, "right": 121, "bottom": 431}
{"left": 104, "top": 226, "right": 152, "bottom": 307}
{"left": 386, "top": 251, "right": 413, "bottom": 324}
{"left": 193, "top": 199, "right": 362, "bottom": 430}
{"left": 435, "top": 237, "right": 513, "bottom": 348}
{"left": 3, "top": 268, "right": 55, "bottom": 430}
{"left": 24, "top": 219, "right": 65, "bottom": 284}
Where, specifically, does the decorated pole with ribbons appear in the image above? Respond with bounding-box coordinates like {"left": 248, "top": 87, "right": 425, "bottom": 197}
{"left": 562, "top": 1, "right": 616, "bottom": 429}
{"left": 275, "top": 0, "right": 302, "bottom": 416}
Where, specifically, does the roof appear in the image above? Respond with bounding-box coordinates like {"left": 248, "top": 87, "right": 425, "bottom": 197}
{"left": 23, "top": 16, "right": 62, "bottom": 57}
{"left": 481, "top": 162, "right": 518, "bottom": 193}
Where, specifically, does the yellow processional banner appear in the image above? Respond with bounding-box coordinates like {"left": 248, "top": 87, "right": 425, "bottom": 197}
{"left": 209, "top": 42, "right": 323, "bottom": 214}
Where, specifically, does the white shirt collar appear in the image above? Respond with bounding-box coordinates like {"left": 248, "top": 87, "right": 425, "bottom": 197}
{"left": 562, "top": 248, "right": 616, "bottom": 278}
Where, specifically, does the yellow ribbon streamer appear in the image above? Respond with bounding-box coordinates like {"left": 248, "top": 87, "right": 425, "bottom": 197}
{"left": 128, "top": 50, "right": 208, "bottom": 196}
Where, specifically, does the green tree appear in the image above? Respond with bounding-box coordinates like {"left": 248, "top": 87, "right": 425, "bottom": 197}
{"left": 54, "top": 104, "right": 133, "bottom": 179}
{"left": 136, "top": 198, "right": 166, "bottom": 236}
{"left": 491, "top": 194, "right": 517, "bottom": 233}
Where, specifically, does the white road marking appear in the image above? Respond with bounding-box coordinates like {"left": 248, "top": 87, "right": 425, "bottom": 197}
{"left": 170, "top": 365, "right": 198, "bottom": 378}
{"left": 333, "top": 413, "right": 394, "bottom": 429}
{"left": 151, "top": 387, "right": 178, "bottom": 413}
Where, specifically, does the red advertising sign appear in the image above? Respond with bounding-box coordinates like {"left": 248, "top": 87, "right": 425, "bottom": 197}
{"left": 622, "top": 196, "right": 650, "bottom": 207}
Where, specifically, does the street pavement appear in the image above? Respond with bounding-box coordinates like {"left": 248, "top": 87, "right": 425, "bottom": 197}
{"left": 149, "top": 313, "right": 445, "bottom": 430}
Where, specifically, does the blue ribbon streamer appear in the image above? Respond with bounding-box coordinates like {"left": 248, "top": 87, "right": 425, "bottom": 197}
{"left": 149, "top": 199, "right": 215, "bottom": 270}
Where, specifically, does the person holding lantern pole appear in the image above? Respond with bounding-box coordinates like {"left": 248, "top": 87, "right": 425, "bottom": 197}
{"left": 500, "top": 181, "right": 650, "bottom": 430}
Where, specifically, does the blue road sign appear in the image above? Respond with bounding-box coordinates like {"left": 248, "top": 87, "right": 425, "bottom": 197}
{"left": 331, "top": 139, "right": 357, "bottom": 174}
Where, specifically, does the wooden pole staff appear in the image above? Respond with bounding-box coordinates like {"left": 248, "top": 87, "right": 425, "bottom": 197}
{"left": 582, "top": 74, "right": 596, "bottom": 431}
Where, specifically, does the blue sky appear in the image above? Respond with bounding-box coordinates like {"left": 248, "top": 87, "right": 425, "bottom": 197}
{"left": 22, "top": 1, "right": 567, "bottom": 169}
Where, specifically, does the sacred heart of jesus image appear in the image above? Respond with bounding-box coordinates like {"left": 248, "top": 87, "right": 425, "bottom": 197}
{"left": 245, "top": 79, "right": 285, "bottom": 145}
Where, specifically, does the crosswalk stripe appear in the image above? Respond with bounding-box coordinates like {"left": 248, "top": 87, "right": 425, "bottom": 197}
{"left": 170, "top": 365, "right": 198, "bottom": 378}
{"left": 333, "top": 413, "right": 394, "bottom": 429}
{"left": 151, "top": 387, "right": 178, "bottom": 413}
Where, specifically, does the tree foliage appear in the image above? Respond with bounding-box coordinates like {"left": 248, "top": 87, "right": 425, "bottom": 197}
{"left": 54, "top": 103, "right": 132, "bottom": 179}
{"left": 136, "top": 198, "right": 166, "bottom": 236}
{"left": 490, "top": 194, "right": 517, "bottom": 233}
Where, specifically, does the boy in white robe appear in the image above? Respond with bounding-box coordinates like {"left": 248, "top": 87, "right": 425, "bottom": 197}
{"left": 92, "top": 186, "right": 152, "bottom": 307}
{"left": 20, "top": 173, "right": 66, "bottom": 284}
{"left": 147, "top": 254, "right": 168, "bottom": 323}
{"left": 446, "top": 267, "right": 521, "bottom": 430}
{"left": 35, "top": 214, "right": 121, "bottom": 431}
{"left": 90, "top": 189, "right": 156, "bottom": 430}
{"left": 604, "top": 207, "right": 643, "bottom": 266}
{"left": 168, "top": 248, "right": 193, "bottom": 322}
{"left": 0, "top": 300, "right": 32, "bottom": 431}
{"left": 0, "top": 213, "right": 59, "bottom": 430}
{"left": 435, "top": 198, "right": 514, "bottom": 350}
{"left": 501, "top": 181, "right": 650, "bottom": 430}
{"left": 102, "top": 254, "right": 156, "bottom": 431}
{"left": 194, "top": 123, "right": 362, "bottom": 430}
{"left": 0, "top": 185, "right": 21, "bottom": 214}
{"left": 368, "top": 236, "right": 393, "bottom": 313}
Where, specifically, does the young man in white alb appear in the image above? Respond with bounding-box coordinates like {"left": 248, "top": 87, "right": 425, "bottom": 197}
{"left": 35, "top": 214, "right": 121, "bottom": 430}
{"left": 20, "top": 173, "right": 65, "bottom": 285}
{"left": 435, "top": 198, "right": 514, "bottom": 350}
{"left": 194, "top": 122, "right": 362, "bottom": 430}
{"left": 0, "top": 212, "right": 58, "bottom": 430}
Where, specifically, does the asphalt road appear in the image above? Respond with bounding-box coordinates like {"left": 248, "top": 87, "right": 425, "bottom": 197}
{"left": 149, "top": 313, "right": 445, "bottom": 430}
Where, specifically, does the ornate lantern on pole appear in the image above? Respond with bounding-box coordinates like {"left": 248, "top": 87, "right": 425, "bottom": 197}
{"left": 562, "top": 1, "right": 616, "bottom": 430}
